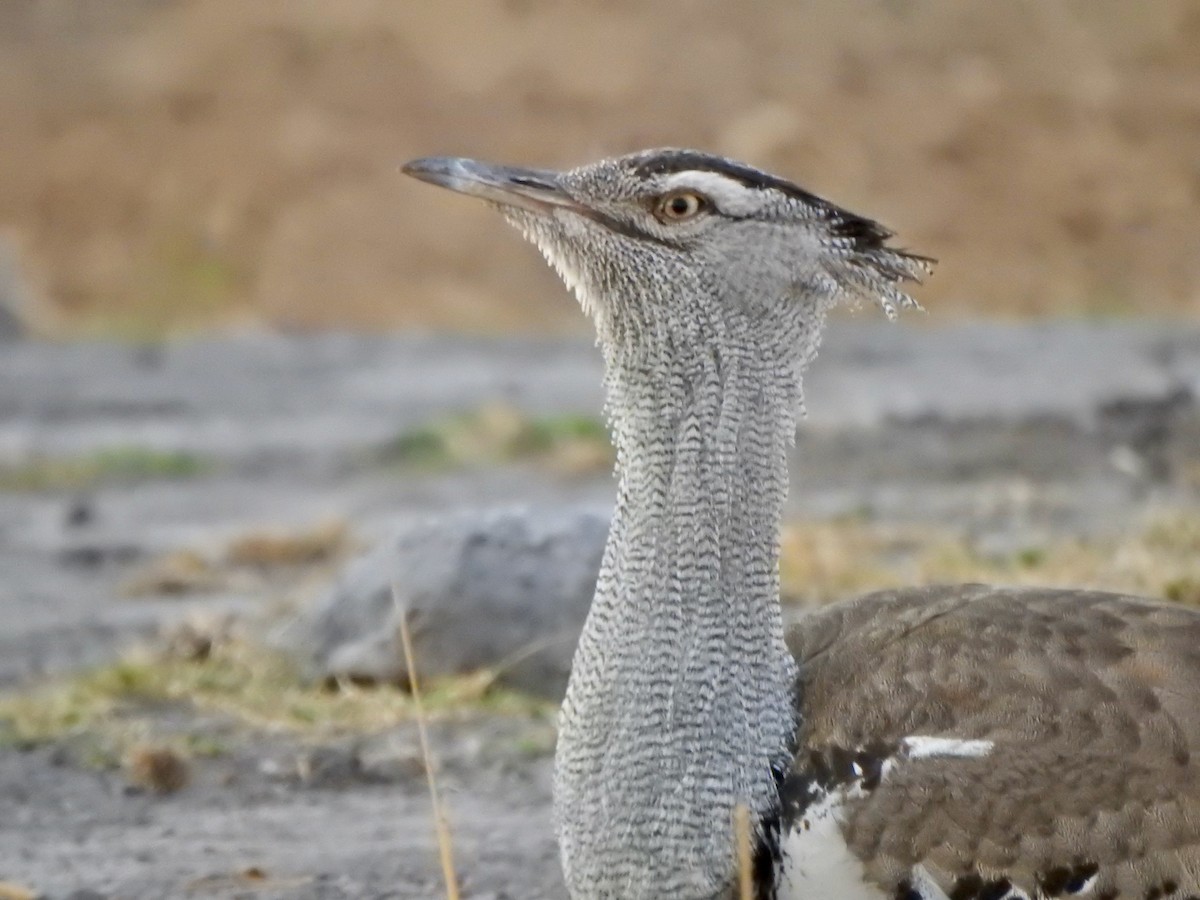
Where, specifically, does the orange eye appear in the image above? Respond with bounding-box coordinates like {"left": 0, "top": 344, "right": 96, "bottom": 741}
{"left": 655, "top": 191, "right": 708, "bottom": 222}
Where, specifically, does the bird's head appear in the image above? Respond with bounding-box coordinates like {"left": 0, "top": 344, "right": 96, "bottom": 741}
{"left": 404, "top": 148, "right": 932, "bottom": 369}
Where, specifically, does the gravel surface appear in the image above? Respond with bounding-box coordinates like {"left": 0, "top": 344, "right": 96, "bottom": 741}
{"left": 0, "top": 720, "right": 562, "bottom": 899}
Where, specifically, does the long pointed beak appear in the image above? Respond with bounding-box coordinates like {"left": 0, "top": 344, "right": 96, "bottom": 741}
{"left": 402, "top": 156, "right": 580, "bottom": 215}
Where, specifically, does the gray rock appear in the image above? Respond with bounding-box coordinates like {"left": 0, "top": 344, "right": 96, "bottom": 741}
{"left": 278, "top": 506, "right": 609, "bottom": 698}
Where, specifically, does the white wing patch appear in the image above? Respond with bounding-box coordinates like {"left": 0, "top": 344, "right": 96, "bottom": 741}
{"left": 901, "top": 736, "right": 994, "bottom": 760}
{"left": 776, "top": 793, "right": 962, "bottom": 900}
{"left": 1067, "top": 872, "right": 1097, "bottom": 896}
{"left": 909, "top": 866, "right": 953, "bottom": 900}
{"left": 776, "top": 737, "right": 996, "bottom": 899}
{"left": 775, "top": 785, "right": 887, "bottom": 900}
{"left": 907, "top": 866, "right": 1030, "bottom": 900}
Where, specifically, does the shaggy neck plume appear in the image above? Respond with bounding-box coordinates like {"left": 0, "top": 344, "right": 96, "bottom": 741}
{"left": 554, "top": 332, "right": 802, "bottom": 899}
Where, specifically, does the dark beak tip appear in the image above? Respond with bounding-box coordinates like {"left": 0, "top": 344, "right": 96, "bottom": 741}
{"left": 400, "top": 155, "right": 571, "bottom": 213}
{"left": 400, "top": 156, "right": 447, "bottom": 183}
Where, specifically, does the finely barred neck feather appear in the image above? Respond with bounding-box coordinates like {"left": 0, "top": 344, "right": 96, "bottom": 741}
{"left": 407, "top": 148, "right": 1200, "bottom": 900}
{"left": 403, "top": 148, "right": 932, "bottom": 899}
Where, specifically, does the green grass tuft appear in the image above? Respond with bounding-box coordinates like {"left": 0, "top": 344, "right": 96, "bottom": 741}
{"left": 378, "top": 403, "right": 612, "bottom": 474}
{"left": 0, "top": 637, "right": 554, "bottom": 762}
{"left": 0, "top": 446, "right": 210, "bottom": 491}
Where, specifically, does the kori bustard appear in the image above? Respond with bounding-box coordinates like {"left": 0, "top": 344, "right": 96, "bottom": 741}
{"left": 403, "top": 149, "right": 1200, "bottom": 900}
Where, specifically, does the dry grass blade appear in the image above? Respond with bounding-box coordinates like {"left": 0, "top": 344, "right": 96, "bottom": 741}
{"left": 393, "top": 582, "right": 460, "bottom": 900}
{"left": 734, "top": 802, "right": 754, "bottom": 900}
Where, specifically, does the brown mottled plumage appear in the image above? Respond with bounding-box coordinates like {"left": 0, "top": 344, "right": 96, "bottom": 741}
{"left": 787, "top": 585, "right": 1200, "bottom": 899}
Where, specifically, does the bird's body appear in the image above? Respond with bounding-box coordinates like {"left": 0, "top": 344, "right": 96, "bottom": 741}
{"left": 778, "top": 585, "right": 1200, "bottom": 900}
{"left": 403, "top": 149, "right": 1200, "bottom": 900}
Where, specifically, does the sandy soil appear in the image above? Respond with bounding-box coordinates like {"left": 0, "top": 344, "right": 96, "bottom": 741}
{"left": 1, "top": 1, "right": 1198, "bottom": 335}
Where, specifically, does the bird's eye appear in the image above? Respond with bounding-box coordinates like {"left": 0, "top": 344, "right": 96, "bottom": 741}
{"left": 654, "top": 191, "right": 709, "bottom": 222}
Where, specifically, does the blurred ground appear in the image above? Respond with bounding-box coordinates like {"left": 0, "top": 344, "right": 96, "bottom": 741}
{"left": 1, "top": 0, "right": 1199, "bottom": 336}
{"left": 1, "top": 324, "right": 1199, "bottom": 898}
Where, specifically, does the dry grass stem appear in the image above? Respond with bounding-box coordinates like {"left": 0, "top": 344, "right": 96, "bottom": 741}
{"left": 394, "top": 582, "right": 461, "bottom": 900}
{"left": 734, "top": 802, "right": 754, "bottom": 900}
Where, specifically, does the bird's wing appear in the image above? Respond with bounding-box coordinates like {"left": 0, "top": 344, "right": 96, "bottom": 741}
{"left": 778, "top": 585, "right": 1200, "bottom": 899}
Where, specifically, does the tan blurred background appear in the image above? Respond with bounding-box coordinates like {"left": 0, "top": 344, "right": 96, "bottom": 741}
{"left": 1, "top": 0, "right": 1198, "bottom": 337}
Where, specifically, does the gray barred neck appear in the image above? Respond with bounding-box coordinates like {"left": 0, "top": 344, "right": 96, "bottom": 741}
{"left": 554, "top": 343, "right": 802, "bottom": 900}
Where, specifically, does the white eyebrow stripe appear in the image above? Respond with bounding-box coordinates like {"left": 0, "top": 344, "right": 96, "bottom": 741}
{"left": 660, "top": 170, "right": 763, "bottom": 216}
